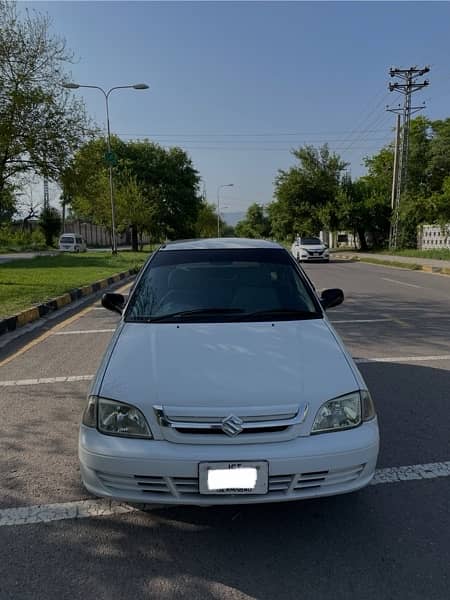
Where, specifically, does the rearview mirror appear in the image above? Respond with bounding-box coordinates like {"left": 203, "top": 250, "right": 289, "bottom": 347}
{"left": 320, "top": 288, "right": 344, "bottom": 310}
{"left": 102, "top": 292, "right": 125, "bottom": 314}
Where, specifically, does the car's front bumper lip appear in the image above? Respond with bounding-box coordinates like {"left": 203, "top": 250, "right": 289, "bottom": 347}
{"left": 79, "top": 420, "right": 379, "bottom": 505}
{"left": 301, "top": 255, "right": 329, "bottom": 261}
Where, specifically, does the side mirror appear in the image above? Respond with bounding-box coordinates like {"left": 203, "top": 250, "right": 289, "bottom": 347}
{"left": 320, "top": 288, "right": 344, "bottom": 310}
{"left": 102, "top": 292, "right": 125, "bottom": 314}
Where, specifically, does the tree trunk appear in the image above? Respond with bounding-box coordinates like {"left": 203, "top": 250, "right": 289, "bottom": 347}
{"left": 131, "top": 224, "right": 139, "bottom": 251}
{"left": 357, "top": 227, "right": 368, "bottom": 251}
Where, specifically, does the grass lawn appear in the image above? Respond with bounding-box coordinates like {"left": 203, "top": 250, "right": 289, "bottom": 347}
{"left": 0, "top": 251, "right": 150, "bottom": 319}
{"left": 380, "top": 248, "right": 450, "bottom": 261}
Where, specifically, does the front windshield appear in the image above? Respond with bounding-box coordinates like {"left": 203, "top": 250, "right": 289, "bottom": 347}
{"left": 301, "top": 238, "right": 322, "bottom": 245}
{"left": 126, "top": 248, "right": 320, "bottom": 322}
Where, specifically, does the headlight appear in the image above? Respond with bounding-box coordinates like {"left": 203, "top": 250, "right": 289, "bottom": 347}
{"left": 82, "top": 396, "right": 153, "bottom": 439}
{"left": 311, "top": 391, "right": 371, "bottom": 434}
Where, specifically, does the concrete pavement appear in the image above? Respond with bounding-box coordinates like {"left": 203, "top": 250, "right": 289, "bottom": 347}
{"left": 0, "top": 260, "right": 449, "bottom": 599}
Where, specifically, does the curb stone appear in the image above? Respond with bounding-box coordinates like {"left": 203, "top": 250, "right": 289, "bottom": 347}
{"left": 335, "top": 254, "right": 450, "bottom": 276}
{"left": 0, "top": 267, "right": 139, "bottom": 337}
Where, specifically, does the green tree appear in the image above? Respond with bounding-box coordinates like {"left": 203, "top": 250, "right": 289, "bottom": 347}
{"left": 361, "top": 115, "right": 450, "bottom": 248}
{"left": 235, "top": 203, "right": 271, "bottom": 238}
{"left": 39, "top": 206, "right": 61, "bottom": 246}
{"left": 0, "top": 1, "right": 92, "bottom": 203}
{"left": 62, "top": 138, "right": 202, "bottom": 248}
{"left": 271, "top": 145, "right": 347, "bottom": 241}
{"left": 121, "top": 141, "right": 201, "bottom": 242}
{"left": 195, "top": 201, "right": 223, "bottom": 238}
{"left": 0, "top": 186, "right": 16, "bottom": 223}
{"left": 427, "top": 119, "right": 450, "bottom": 192}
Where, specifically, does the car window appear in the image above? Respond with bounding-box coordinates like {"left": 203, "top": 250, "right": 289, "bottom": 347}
{"left": 60, "top": 236, "right": 75, "bottom": 244}
{"left": 126, "top": 248, "right": 321, "bottom": 322}
{"left": 301, "top": 237, "right": 322, "bottom": 245}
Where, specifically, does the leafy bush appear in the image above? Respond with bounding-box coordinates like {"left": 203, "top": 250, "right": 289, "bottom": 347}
{"left": 39, "top": 207, "right": 62, "bottom": 246}
{"left": 0, "top": 226, "right": 47, "bottom": 252}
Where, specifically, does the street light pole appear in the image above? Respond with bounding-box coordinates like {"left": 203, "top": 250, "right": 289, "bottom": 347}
{"left": 63, "top": 82, "right": 149, "bottom": 254}
{"left": 216, "top": 183, "right": 233, "bottom": 238}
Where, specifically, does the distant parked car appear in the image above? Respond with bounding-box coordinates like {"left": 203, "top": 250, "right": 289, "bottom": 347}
{"left": 59, "top": 233, "right": 87, "bottom": 252}
{"left": 291, "top": 237, "right": 329, "bottom": 263}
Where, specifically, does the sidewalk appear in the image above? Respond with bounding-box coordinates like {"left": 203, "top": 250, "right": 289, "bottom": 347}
{"left": 333, "top": 251, "right": 450, "bottom": 274}
{"left": 0, "top": 251, "right": 58, "bottom": 265}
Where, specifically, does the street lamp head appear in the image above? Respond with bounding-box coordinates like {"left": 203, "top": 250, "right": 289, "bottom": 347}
{"left": 63, "top": 82, "right": 80, "bottom": 89}
{"left": 133, "top": 83, "right": 149, "bottom": 90}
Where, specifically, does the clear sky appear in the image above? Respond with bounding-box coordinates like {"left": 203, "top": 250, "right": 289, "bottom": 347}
{"left": 23, "top": 1, "right": 450, "bottom": 219}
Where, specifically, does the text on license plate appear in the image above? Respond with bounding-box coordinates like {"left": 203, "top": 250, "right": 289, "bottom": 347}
{"left": 199, "top": 461, "right": 268, "bottom": 494}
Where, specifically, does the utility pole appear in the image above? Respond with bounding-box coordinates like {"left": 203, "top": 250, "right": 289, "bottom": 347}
{"left": 390, "top": 114, "right": 401, "bottom": 211}
{"left": 387, "top": 66, "right": 430, "bottom": 249}
{"left": 43, "top": 177, "right": 50, "bottom": 210}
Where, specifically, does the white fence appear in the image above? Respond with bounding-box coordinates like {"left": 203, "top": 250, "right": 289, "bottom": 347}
{"left": 418, "top": 225, "right": 450, "bottom": 250}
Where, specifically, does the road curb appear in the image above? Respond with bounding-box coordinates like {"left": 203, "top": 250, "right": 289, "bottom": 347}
{"left": 335, "top": 254, "right": 450, "bottom": 276}
{"left": 0, "top": 267, "right": 139, "bottom": 337}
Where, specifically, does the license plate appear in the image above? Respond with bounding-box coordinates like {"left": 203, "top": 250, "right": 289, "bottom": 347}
{"left": 199, "top": 461, "right": 268, "bottom": 495}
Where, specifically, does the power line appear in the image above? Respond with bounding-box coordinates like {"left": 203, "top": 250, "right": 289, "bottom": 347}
{"left": 134, "top": 145, "right": 392, "bottom": 152}
{"left": 336, "top": 90, "right": 392, "bottom": 156}
{"left": 112, "top": 128, "right": 392, "bottom": 138}
{"left": 114, "top": 135, "right": 389, "bottom": 143}
{"left": 339, "top": 93, "right": 402, "bottom": 157}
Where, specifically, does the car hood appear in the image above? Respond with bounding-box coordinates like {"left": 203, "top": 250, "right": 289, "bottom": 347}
{"left": 100, "top": 320, "right": 358, "bottom": 411}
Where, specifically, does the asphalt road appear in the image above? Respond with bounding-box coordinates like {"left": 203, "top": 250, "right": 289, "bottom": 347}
{"left": 0, "top": 259, "right": 449, "bottom": 600}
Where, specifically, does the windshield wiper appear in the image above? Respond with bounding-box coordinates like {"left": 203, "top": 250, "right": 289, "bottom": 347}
{"left": 143, "top": 308, "right": 245, "bottom": 323}
{"left": 238, "top": 309, "right": 321, "bottom": 321}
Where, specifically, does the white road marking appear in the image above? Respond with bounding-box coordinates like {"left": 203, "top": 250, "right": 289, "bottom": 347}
{"left": 381, "top": 277, "right": 422, "bottom": 289}
{"left": 0, "top": 375, "right": 94, "bottom": 387}
{"left": 0, "top": 499, "right": 136, "bottom": 527}
{"left": 356, "top": 354, "right": 450, "bottom": 364}
{"left": 330, "top": 319, "right": 392, "bottom": 324}
{"left": 53, "top": 329, "right": 115, "bottom": 336}
{"left": 0, "top": 460, "right": 449, "bottom": 527}
{"left": 371, "top": 461, "right": 450, "bottom": 484}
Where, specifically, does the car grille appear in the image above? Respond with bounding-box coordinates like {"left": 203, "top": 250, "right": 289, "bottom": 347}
{"left": 153, "top": 404, "right": 307, "bottom": 444}
{"left": 96, "top": 464, "right": 366, "bottom": 500}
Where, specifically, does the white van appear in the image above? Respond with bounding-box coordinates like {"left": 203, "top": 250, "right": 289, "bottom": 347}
{"left": 59, "top": 233, "right": 87, "bottom": 252}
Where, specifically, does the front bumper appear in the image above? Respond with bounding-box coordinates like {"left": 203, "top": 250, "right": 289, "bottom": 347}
{"left": 79, "top": 419, "right": 379, "bottom": 505}
{"left": 300, "top": 254, "right": 329, "bottom": 262}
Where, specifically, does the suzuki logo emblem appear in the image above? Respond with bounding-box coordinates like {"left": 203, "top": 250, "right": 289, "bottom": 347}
{"left": 221, "top": 414, "right": 244, "bottom": 437}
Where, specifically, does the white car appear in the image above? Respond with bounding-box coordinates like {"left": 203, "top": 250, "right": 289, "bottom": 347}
{"left": 79, "top": 238, "right": 379, "bottom": 506}
{"left": 291, "top": 237, "right": 329, "bottom": 262}
{"left": 58, "top": 233, "right": 87, "bottom": 252}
